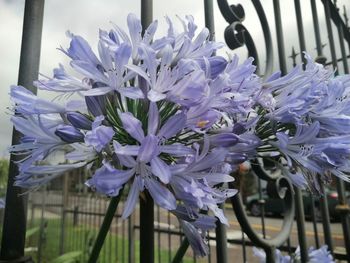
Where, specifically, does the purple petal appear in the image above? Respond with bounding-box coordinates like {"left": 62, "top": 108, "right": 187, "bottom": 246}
{"left": 138, "top": 135, "right": 159, "bottom": 163}
{"left": 159, "top": 144, "right": 194, "bottom": 156}
{"left": 122, "top": 177, "right": 141, "bottom": 219}
{"left": 114, "top": 144, "right": 140, "bottom": 155}
{"left": 113, "top": 141, "right": 137, "bottom": 168}
{"left": 85, "top": 163, "right": 134, "bottom": 196}
{"left": 116, "top": 86, "right": 144, "bottom": 99}
{"left": 144, "top": 177, "right": 176, "bottom": 210}
{"left": 158, "top": 112, "right": 186, "bottom": 139}
{"left": 148, "top": 102, "right": 159, "bottom": 135}
{"left": 83, "top": 87, "right": 112, "bottom": 96}
{"left": 119, "top": 112, "right": 144, "bottom": 142}
{"left": 151, "top": 157, "right": 171, "bottom": 183}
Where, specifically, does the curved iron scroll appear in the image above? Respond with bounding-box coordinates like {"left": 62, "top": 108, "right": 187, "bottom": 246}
{"left": 217, "top": 0, "right": 273, "bottom": 77}
{"left": 229, "top": 174, "right": 295, "bottom": 262}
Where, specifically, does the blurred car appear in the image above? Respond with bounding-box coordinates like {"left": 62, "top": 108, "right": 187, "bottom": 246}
{"left": 245, "top": 188, "right": 347, "bottom": 221}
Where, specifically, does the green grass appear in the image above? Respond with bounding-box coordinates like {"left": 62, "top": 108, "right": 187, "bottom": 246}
{"left": 26, "top": 218, "right": 195, "bottom": 263}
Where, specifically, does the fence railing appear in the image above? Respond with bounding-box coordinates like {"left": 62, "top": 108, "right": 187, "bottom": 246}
{"left": 1, "top": 0, "right": 350, "bottom": 262}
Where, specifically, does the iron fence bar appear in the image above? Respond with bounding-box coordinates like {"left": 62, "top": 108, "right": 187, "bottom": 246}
{"left": 59, "top": 174, "right": 68, "bottom": 254}
{"left": 215, "top": 204, "right": 227, "bottom": 263}
{"left": 309, "top": 194, "right": 320, "bottom": 248}
{"left": 241, "top": 230, "right": 247, "bottom": 263}
{"left": 294, "top": 188, "right": 308, "bottom": 262}
{"left": 258, "top": 179, "right": 266, "bottom": 239}
{"left": 294, "top": 0, "right": 307, "bottom": 65}
{"left": 139, "top": 2, "right": 154, "bottom": 262}
{"left": 317, "top": 186, "right": 334, "bottom": 254}
{"left": 337, "top": 21, "right": 349, "bottom": 73}
{"left": 273, "top": 0, "right": 287, "bottom": 75}
{"left": 204, "top": 0, "right": 215, "bottom": 41}
{"left": 157, "top": 206, "right": 161, "bottom": 263}
{"left": 139, "top": 192, "right": 154, "bottom": 263}
{"left": 335, "top": 178, "right": 350, "bottom": 262}
{"left": 323, "top": 0, "right": 338, "bottom": 70}
{"left": 167, "top": 211, "right": 172, "bottom": 262}
{"left": 311, "top": 0, "right": 324, "bottom": 57}
{"left": 128, "top": 213, "right": 135, "bottom": 263}
{"left": 292, "top": 3, "right": 310, "bottom": 261}
{"left": 324, "top": 0, "right": 350, "bottom": 44}
{"left": 0, "top": 0, "right": 45, "bottom": 262}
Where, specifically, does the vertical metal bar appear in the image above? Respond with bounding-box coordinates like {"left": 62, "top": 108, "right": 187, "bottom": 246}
{"left": 294, "top": 188, "right": 308, "bottom": 262}
{"left": 37, "top": 187, "right": 46, "bottom": 263}
{"left": 310, "top": 0, "right": 324, "bottom": 56}
{"left": 139, "top": 192, "right": 154, "bottom": 263}
{"left": 215, "top": 204, "right": 227, "bottom": 263}
{"left": 309, "top": 194, "right": 320, "bottom": 248}
{"left": 241, "top": 230, "right": 247, "bottom": 263}
{"left": 139, "top": 2, "right": 154, "bottom": 262}
{"left": 0, "top": 0, "right": 45, "bottom": 261}
{"left": 335, "top": 178, "right": 350, "bottom": 260}
{"left": 337, "top": 22, "right": 349, "bottom": 73}
{"left": 128, "top": 213, "right": 135, "bottom": 263}
{"left": 323, "top": 0, "right": 338, "bottom": 70}
{"left": 207, "top": 231, "right": 211, "bottom": 263}
{"left": 273, "top": 0, "right": 287, "bottom": 75}
{"left": 203, "top": 4, "right": 229, "bottom": 260}
{"left": 157, "top": 206, "right": 161, "bottom": 263}
{"left": 141, "top": 0, "right": 153, "bottom": 34}
{"left": 122, "top": 216, "right": 125, "bottom": 262}
{"left": 258, "top": 179, "right": 266, "bottom": 238}
{"left": 294, "top": 0, "right": 307, "bottom": 65}
{"left": 204, "top": 0, "right": 215, "bottom": 41}
{"left": 59, "top": 173, "right": 69, "bottom": 254}
{"left": 319, "top": 191, "right": 334, "bottom": 253}
{"left": 167, "top": 211, "right": 171, "bottom": 262}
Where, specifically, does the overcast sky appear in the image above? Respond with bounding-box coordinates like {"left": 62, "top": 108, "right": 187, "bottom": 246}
{"left": 0, "top": 0, "right": 349, "bottom": 157}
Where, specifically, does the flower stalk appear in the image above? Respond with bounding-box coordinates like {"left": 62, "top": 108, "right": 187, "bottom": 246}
{"left": 88, "top": 189, "right": 124, "bottom": 263}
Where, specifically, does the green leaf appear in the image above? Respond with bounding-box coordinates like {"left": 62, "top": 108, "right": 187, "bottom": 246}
{"left": 50, "top": 251, "right": 82, "bottom": 263}
{"left": 26, "top": 226, "right": 40, "bottom": 239}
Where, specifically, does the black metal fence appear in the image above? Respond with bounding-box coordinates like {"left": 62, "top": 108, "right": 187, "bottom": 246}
{"left": 2, "top": 0, "right": 350, "bottom": 262}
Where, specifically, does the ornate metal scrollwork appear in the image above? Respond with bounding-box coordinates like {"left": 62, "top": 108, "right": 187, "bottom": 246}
{"left": 217, "top": 0, "right": 273, "bottom": 76}
{"left": 229, "top": 175, "right": 295, "bottom": 262}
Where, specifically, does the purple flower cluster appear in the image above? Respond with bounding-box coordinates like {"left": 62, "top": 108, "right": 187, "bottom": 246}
{"left": 9, "top": 14, "right": 350, "bottom": 256}
{"left": 253, "top": 245, "right": 335, "bottom": 263}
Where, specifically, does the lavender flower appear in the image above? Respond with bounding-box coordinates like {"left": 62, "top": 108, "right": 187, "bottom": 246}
{"left": 9, "top": 14, "right": 350, "bottom": 258}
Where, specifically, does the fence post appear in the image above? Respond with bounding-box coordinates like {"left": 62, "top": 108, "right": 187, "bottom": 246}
{"left": 139, "top": 2, "right": 154, "bottom": 263}
{"left": 59, "top": 173, "right": 69, "bottom": 254}
{"left": 0, "top": 0, "right": 45, "bottom": 262}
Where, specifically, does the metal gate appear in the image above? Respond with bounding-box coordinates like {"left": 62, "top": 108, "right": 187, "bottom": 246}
{"left": 1, "top": 0, "right": 350, "bottom": 262}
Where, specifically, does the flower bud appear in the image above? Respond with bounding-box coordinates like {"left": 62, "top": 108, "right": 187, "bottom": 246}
{"left": 55, "top": 125, "right": 84, "bottom": 143}
{"left": 67, "top": 112, "right": 92, "bottom": 130}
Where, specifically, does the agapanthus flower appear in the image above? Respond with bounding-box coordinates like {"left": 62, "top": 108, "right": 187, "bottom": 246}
{"left": 253, "top": 245, "right": 334, "bottom": 263}
{"left": 9, "top": 13, "right": 350, "bottom": 257}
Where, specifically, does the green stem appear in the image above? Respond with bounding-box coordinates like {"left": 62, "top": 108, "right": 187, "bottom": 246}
{"left": 88, "top": 190, "right": 123, "bottom": 263}
{"left": 171, "top": 238, "right": 189, "bottom": 263}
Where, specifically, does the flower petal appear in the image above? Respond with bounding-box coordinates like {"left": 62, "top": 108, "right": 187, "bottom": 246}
{"left": 158, "top": 112, "right": 186, "bottom": 139}
{"left": 138, "top": 135, "right": 159, "bottom": 163}
{"left": 122, "top": 177, "right": 141, "bottom": 219}
{"left": 151, "top": 157, "right": 171, "bottom": 183}
{"left": 145, "top": 176, "right": 177, "bottom": 210}
{"left": 119, "top": 112, "right": 144, "bottom": 143}
{"left": 148, "top": 102, "right": 159, "bottom": 135}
